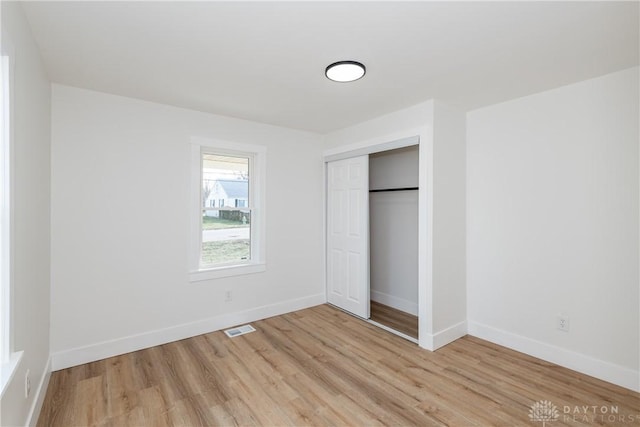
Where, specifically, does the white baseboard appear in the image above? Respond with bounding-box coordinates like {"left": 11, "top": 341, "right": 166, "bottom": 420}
{"left": 432, "top": 320, "right": 467, "bottom": 350}
{"left": 52, "top": 293, "right": 326, "bottom": 371}
{"left": 370, "top": 290, "right": 418, "bottom": 316}
{"left": 26, "top": 355, "right": 52, "bottom": 427}
{"left": 419, "top": 320, "right": 467, "bottom": 351}
{"left": 468, "top": 321, "right": 640, "bottom": 392}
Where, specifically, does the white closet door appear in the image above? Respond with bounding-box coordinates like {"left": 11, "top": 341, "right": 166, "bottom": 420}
{"left": 326, "top": 156, "right": 369, "bottom": 319}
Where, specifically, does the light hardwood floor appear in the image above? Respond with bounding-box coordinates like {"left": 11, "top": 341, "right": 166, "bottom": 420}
{"left": 370, "top": 300, "right": 418, "bottom": 339}
{"left": 38, "top": 304, "right": 639, "bottom": 426}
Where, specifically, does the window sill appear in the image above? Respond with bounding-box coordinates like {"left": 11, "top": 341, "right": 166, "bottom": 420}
{"left": 0, "top": 350, "right": 23, "bottom": 399}
{"left": 189, "top": 263, "right": 266, "bottom": 282}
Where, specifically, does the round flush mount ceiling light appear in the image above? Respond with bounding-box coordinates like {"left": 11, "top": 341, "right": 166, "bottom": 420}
{"left": 325, "top": 61, "right": 366, "bottom": 82}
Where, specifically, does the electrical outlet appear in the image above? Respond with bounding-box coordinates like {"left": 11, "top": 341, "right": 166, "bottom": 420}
{"left": 224, "top": 290, "right": 232, "bottom": 302}
{"left": 25, "top": 369, "right": 31, "bottom": 398}
{"left": 557, "top": 314, "right": 570, "bottom": 332}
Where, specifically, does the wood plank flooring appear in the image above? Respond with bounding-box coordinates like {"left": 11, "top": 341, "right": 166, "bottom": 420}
{"left": 38, "top": 304, "right": 640, "bottom": 427}
{"left": 370, "top": 300, "right": 418, "bottom": 339}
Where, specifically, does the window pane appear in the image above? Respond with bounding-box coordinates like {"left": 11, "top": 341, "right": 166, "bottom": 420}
{"left": 202, "top": 154, "right": 249, "bottom": 209}
{"left": 201, "top": 209, "right": 251, "bottom": 266}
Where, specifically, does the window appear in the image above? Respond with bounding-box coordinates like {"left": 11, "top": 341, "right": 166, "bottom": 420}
{"left": 0, "top": 48, "right": 21, "bottom": 396}
{"left": 201, "top": 153, "right": 251, "bottom": 266}
{"left": 0, "top": 54, "right": 10, "bottom": 363}
{"left": 0, "top": 58, "right": 5, "bottom": 365}
{"left": 190, "top": 138, "right": 266, "bottom": 281}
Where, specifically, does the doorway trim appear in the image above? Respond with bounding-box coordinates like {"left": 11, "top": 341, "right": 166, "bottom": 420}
{"left": 325, "top": 135, "right": 419, "bottom": 162}
{"left": 323, "top": 127, "right": 434, "bottom": 350}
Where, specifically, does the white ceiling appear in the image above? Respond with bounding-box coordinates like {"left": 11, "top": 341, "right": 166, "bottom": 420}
{"left": 21, "top": 1, "right": 639, "bottom": 133}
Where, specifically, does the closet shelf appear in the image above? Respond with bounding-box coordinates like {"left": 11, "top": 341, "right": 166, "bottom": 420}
{"left": 369, "top": 187, "right": 418, "bottom": 193}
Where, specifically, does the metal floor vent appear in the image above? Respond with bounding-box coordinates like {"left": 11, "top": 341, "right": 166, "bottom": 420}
{"left": 224, "top": 324, "right": 256, "bottom": 338}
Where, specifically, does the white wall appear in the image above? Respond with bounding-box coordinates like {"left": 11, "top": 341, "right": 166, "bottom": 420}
{"left": 369, "top": 146, "right": 419, "bottom": 190}
{"left": 50, "top": 85, "right": 325, "bottom": 369}
{"left": 431, "top": 101, "right": 467, "bottom": 335}
{"left": 369, "top": 146, "right": 419, "bottom": 315}
{"left": 0, "top": 3, "right": 52, "bottom": 426}
{"left": 467, "top": 67, "right": 640, "bottom": 391}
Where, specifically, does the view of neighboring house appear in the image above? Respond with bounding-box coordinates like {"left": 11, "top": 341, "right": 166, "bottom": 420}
{"left": 205, "top": 179, "right": 248, "bottom": 215}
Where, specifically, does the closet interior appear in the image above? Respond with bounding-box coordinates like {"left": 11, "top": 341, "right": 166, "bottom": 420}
{"left": 368, "top": 145, "right": 419, "bottom": 339}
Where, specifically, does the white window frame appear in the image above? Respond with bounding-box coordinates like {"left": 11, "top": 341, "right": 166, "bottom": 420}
{"left": 0, "top": 39, "right": 23, "bottom": 399}
{"left": 189, "top": 137, "right": 266, "bottom": 282}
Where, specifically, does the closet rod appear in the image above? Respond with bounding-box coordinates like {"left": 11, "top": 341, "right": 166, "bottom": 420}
{"left": 369, "top": 187, "right": 419, "bottom": 193}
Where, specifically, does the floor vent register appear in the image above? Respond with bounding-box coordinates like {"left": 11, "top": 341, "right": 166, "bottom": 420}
{"left": 224, "top": 324, "right": 256, "bottom": 338}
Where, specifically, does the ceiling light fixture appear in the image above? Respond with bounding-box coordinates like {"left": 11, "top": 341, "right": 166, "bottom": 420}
{"left": 325, "top": 61, "right": 366, "bottom": 83}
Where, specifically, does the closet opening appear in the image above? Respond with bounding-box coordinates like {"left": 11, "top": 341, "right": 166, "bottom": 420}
{"left": 368, "top": 145, "right": 419, "bottom": 340}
